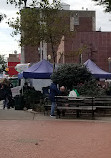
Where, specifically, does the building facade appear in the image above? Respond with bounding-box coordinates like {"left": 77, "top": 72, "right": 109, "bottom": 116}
{"left": 56, "top": 31, "right": 111, "bottom": 72}
{"left": 22, "top": 7, "right": 111, "bottom": 72}
{"left": 23, "top": 9, "right": 95, "bottom": 60}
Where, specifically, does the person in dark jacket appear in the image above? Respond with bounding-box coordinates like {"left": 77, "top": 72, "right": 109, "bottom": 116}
{"left": 2, "top": 83, "right": 12, "bottom": 109}
{"left": 49, "top": 82, "right": 60, "bottom": 117}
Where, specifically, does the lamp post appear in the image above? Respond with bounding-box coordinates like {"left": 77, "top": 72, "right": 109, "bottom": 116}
{"left": 38, "top": 41, "right": 44, "bottom": 61}
{"left": 47, "top": 54, "right": 51, "bottom": 62}
{"left": 108, "top": 57, "right": 111, "bottom": 72}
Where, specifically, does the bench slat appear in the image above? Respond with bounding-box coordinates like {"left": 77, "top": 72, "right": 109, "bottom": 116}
{"left": 57, "top": 106, "right": 96, "bottom": 110}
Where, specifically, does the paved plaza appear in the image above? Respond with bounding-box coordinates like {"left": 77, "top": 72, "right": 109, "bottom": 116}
{"left": 0, "top": 101, "right": 111, "bottom": 157}
{"left": 0, "top": 118, "right": 111, "bottom": 158}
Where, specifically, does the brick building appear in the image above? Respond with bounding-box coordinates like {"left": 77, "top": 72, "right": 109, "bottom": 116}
{"left": 21, "top": 5, "right": 111, "bottom": 72}
{"left": 8, "top": 54, "right": 20, "bottom": 76}
{"left": 57, "top": 31, "right": 111, "bottom": 72}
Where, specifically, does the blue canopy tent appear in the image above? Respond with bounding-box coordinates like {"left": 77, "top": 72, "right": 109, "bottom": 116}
{"left": 18, "top": 72, "right": 23, "bottom": 79}
{"left": 84, "top": 59, "right": 111, "bottom": 79}
{"left": 18, "top": 59, "right": 53, "bottom": 79}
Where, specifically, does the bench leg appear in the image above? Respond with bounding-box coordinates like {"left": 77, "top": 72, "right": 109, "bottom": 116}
{"left": 76, "top": 110, "right": 80, "bottom": 118}
{"left": 92, "top": 110, "right": 95, "bottom": 119}
{"left": 56, "top": 109, "right": 61, "bottom": 119}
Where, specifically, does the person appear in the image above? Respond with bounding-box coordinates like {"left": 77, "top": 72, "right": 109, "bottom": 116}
{"left": 20, "top": 82, "right": 31, "bottom": 94}
{"left": 49, "top": 82, "right": 60, "bottom": 117}
{"left": 69, "top": 88, "right": 79, "bottom": 97}
{"left": 0, "top": 78, "right": 13, "bottom": 109}
{"left": 2, "top": 84, "right": 8, "bottom": 109}
{"left": 57, "top": 86, "right": 68, "bottom": 117}
{"left": 59, "top": 86, "right": 68, "bottom": 96}
{"left": 2, "top": 83, "right": 12, "bottom": 109}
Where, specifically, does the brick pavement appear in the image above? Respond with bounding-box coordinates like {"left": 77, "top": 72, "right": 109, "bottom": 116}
{"left": 0, "top": 100, "right": 111, "bottom": 157}
{"left": 0, "top": 119, "right": 111, "bottom": 158}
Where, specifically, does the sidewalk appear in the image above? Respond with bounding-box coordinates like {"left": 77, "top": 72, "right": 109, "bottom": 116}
{"left": 1, "top": 100, "right": 111, "bottom": 122}
{"left": 0, "top": 101, "right": 3, "bottom": 110}
{"left": 27, "top": 108, "right": 111, "bottom": 122}
{"left": 0, "top": 104, "right": 111, "bottom": 158}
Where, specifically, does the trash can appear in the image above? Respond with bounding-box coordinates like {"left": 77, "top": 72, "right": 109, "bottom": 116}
{"left": 14, "top": 95, "right": 24, "bottom": 110}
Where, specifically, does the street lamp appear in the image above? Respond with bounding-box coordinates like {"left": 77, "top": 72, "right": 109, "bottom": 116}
{"left": 47, "top": 55, "right": 51, "bottom": 62}
{"left": 108, "top": 57, "right": 111, "bottom": 72}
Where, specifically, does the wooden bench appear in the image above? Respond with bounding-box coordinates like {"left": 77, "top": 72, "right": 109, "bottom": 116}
{"left": 55, "top": 96, "right": 111, "bottom": 119}
{"left": 94, "top": 97, "right": 111, "bottom": 115}
{"left": 55, "top": 96, "right": 95, "bottom": 119}
{"left": 94, "top": 97, "right": 111, "bottom": 105}
{"left": 43, "top": 96, "right": 111, "bottom": 118}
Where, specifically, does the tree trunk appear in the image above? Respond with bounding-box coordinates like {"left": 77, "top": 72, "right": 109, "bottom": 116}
{"left": 50, "top": 35, "right": 56, "bottom": 72}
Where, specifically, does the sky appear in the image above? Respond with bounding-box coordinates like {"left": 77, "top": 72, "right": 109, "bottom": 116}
{"left": 0, "top": 0, "right": 111, "bottom": 58}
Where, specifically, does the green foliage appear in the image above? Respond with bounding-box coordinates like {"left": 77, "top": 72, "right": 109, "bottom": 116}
{"left": 7, "top": 1, "right": 69, "bottom": 48}
{"left": 6, "top": 0, "right": 52, "bottom": 8}
{"left": 0, "top": 55, "right": 7, "bottom": 72}
{"left": 6, "top": 0, "right": 26, "bottom": 8}
{"left": 23, "top": 88, "right": 43, "bottom": 109}
{"left": 51, "top": 64, "right": 93, "bottom": 90}
{"left": 7, "top": 0, "right": 64, "bottom": 46}
{"left": 76, "top": 79, "right": 106, "bottom": 96}
{"left": 0, "top": 14, "right": 6, "bottom": 22}
{"left": 51, "top": 64, "right": 106, "bottom": 96}
{"left": 7, "top": 0, "right": 73, "bottom": 69}
{"left": 92, "top": 0, "right": 111, "bottom": 12}
{"left": 105, "top": 85, "right": 111, "bottom": 95}
{"left": 23, "top": 88, "right": 43, "bottom": 100}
